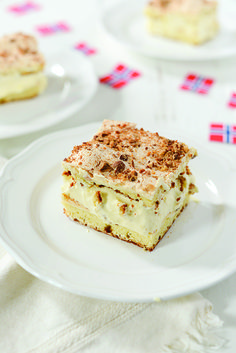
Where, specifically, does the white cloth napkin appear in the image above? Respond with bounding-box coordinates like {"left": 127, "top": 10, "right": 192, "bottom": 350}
{"left": 0, "top": 157, "right": 224, "bottom": 353}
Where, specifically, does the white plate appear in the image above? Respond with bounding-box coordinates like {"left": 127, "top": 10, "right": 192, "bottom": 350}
{"left": 0, "top": 51, "right": 97, "bottom": 139}
{"left": 0, "top": 122, "right": 236, "bottom": 302}
{"left": 102, "top": 0, "right": 236, "bottom": 61}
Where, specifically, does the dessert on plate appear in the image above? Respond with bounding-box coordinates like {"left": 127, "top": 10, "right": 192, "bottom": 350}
{"left": 62, "top": 120, "right": 198, "bottom": 251}
{"left": 0, "top": 32, "right": 47, "bottom": 103}
{"left": 144, "top": 0, "right": 219, "bottom": 45}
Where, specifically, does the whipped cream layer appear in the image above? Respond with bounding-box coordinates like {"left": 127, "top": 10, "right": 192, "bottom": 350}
{"left": 0, "top": 72, "right": 47, "bottom": 99}
{"left": 62, "top": 171, "right": 195, "bottom": 236}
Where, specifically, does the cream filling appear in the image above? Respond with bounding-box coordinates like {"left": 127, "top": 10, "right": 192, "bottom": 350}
{"left": 62, "top": 173, "right": 195, "bottom": 236}
{"left": 0, "top": 72, "right": 47, "bottom": 98}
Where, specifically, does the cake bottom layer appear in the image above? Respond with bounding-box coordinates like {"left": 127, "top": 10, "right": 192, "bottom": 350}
{"left": 62, "top": 193, "right": 190, "bottom": 251}
{"left": 145, "top": 12, "right": 218, "bottom": 45}
{"left": 0, "top": 72, "right": 47, "bottom": 103}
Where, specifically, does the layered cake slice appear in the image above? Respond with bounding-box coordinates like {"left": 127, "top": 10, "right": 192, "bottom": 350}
{"left": 144, "top": 0, "right": 219, "bottom": 45}
{"left": 0, "top": 32, "right": 47, "bottom": 103}
{"left": 62, "top": 120, "right": 198, "bottom": 251}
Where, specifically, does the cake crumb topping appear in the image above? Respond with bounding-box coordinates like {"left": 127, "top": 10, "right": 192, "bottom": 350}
{"left": 64, "top": 120, "right": 197, "bottom": 196}
{"left": 148, "top": 0, "right": 217, "bottom": 13}
{"left": 0, "top": 32, "right": 45, "bottom": 75}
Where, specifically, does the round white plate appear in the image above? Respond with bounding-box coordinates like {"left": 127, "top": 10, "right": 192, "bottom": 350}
{"left": 0, "top": 122, "right": 236, "bottom": 302}
{"left": 0, "top": 51, "right": 97, "bottom": 139}
{"left": 102, "top": 0, "right": 236, "bottom": 61}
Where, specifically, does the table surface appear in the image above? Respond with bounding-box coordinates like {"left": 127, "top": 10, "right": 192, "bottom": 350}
{"left": 0, "top": 0, "right": 236, "bottom": 351}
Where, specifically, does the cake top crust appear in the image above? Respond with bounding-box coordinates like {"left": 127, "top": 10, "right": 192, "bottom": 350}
{"left": 0, "top": 32, "right": 45, "bottom": 75}
{"left": 63, "top": 120, "right": 197, "bottom": 198}
{"left": 147, "top": 0, "right": 217, "bottom": 13}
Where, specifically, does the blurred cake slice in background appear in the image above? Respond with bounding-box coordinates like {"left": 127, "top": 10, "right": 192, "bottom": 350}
{"left": 144, "top": 0, "right": 219, "bottom": 45}
{"left": 0, "top": 32, "right": 47, "bottom": 103}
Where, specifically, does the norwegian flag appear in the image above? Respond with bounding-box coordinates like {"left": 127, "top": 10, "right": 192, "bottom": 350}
{"left": 36, "top": 21, "right": 71, "bottom": 36}
{"left": 99, "top": 64, "right": 141, "bottom": 89}
{"left": 209, "top": 123, "right": 236, "bottom": 144}
{"left": 8, "top": 1, "right": 40, "bottom": 14}
{"left": 228, "top": 92, "right": 236, "bottom": 108}
{"left": 180, "top": 73, "right": 214, "bottom": 94}
{"left": 74, "top": 42, "right": 97, "bottom": 56}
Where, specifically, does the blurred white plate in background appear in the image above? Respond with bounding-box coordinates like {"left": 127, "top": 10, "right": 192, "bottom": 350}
{"left": 0, "top": 51, "right": 97, "bottom": 139}
{"left": 102, "top": 0, "right": 236, "bottom": 61}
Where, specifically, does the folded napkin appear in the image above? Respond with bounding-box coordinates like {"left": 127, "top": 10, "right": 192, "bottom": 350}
{"left": 0, "top": 157, "right": 224, "bottom": 353}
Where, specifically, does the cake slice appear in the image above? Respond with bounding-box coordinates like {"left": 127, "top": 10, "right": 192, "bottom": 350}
{"left": 0, "top": 32, "right": 47, "bottom": 103}
{"left": 62, "top": 120, "right": 198, "bottom": 251}
{"left": 144, "top": 0, "right": 219, "bottom": 45}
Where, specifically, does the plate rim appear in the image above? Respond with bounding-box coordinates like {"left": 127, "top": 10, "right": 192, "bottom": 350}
{"left": 0, "top": 122, "right": 236, "bottom": 302}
